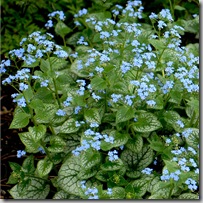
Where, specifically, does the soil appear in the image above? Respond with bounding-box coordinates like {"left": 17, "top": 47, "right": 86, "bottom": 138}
{"left": 1, "top": 85, "right": 24, "bottom": 199}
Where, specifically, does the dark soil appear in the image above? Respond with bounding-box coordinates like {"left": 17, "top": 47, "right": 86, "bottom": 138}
{"left": 1, "top": 85, "right": 24, "bottom": 199}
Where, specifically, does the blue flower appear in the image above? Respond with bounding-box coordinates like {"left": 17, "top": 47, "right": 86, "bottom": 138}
{"left": 141, "top": 167, "right": 153, "bottom": 175}
{"left": 84, "top": 129, "right": 95, "bottom": 136}
{"left": 74, "top": 106, "right": 82, "bottom": 114}
{"left": 107, "top": 188, "right": 112, "bottom": 195}
{"left": 185, "top": 178, "right": 198, "bottom": 191}
{"left": 56, "top": 109, "right": 66, "bottom": 116}
{"left": 95, "top": 66, "right": 104, "bottom": 73}
{"left": 38, "top": 147, "right": 46, "bottom": 154}
{"left": 77, "top": 36, "right": 88, "bottom": 45}
{"left": 19, "top": 83, "right": 29, "bottom": 91}
{"left": 13, "top": 97, "right": 27, "bottom": 107}
{"left": 90, "top": 122, "right": 99, "bottom": 128}
{"left": 17, "top": 150, "right": 26, "bottom": 158}
{"left": 92, "top": 92, "right": 101, "bottom": 101}
{"left": 108, "top": 150, "right": 119, "bottom": 162}
{"left": 176, "top": 120, "right": 184, "bottom": 128}
{"left": 187, "top": 147, "right": 197, "bottom": 155}
{"left": 48, "top": 11, "right": 66, "bottom": 21}
{"left": 146, "top": 100, "right": 156, "bottom": 106}
{"left": 149, "top": 12, "right": 158, "bottom": 19}
{"left": 182, "top": 128, "right": 193, "bottom": 138}
{"left": 45, "top": 20, "right": 53, "bottom": 28}
{"left": 40, "top": 80, "right": 49, "bottom": 87}
{"left": 54, "top": 50, "right": 68, "bottom": 58}
{"left": 111, "top": 94, "right": 122, "bottom": 103}
{"left": 157, "top": 20, "right": 167, "bottom": 29}
{"left": 159, "top": 9, "right": 173, "bottom": 21}
{"left": 165, "top": 138, "right": 171, "bottom": 144}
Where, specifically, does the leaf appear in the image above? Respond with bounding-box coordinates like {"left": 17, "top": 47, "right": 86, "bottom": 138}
{"left": 147, "top": 176, "right": 160, "bottom": 193}
{"left": 80, "top": 148, "right": 101, "bottom": 169}
{"left": 151, "top": 181, "right": 171, "bottom": 199}
{"left": 185, "top": 128, "right": 199, "bottom": 150}
{"left": 57, "top": 156, "right": 82, "bottom": 196}
{"left": 9, "top": 177, "right": 50, "bottom": 199}
{"left": 48, "top": 136, "right": 66, "bottom": 153}
{"left": 133, "top": 112, "right": 162, "bottom": 133}
{"left": 9, "top": 162, "right": 21, "bottom": 172}
{"left": 131, "top": 179, "right": 148, "bottom": 197}
{"left": 22, "top": 155, "right": 35, "bottom": 174}
{"left": 59, "top": 118, "right": 79, "bottom": 134}
{"left": 7, "top": 173, "right": 19, "bottom": 184}
{"left": 148, "top": 39, "right": 166, "bottom": 50}
{"left": 126, "top": 136, "right": 143, "bottom": 153}
{"left": 120, "top": 145, "right": 154, "bottom": 175}
{"left": 95, "top": 170, "right": 109, "bottom": 182}
{"left": 34, "top": 104, "right": 57, "bottom": 124}
{"left": 9, "top": 112, "right": 30, "bottom": 129}
{"left": 53, "top": 190, "right": 70, "bottom": 199}
{"left": 101, "top": 159, "right": 124, "bottom": 171}
{"left": 116, "top": 106, "right": 135, "bottom": 124}
{"left": 77, "top": 168, "right": 97, "bottom": 179}
{"left": 55, "top": 21, "right": 72, "bottom": 37}
{"left": 84, "top": 108, "right": 101, "bottom": 124}
{"left": 90, "top": 76, "right": 107, "bottom": 90}
{"left": 163, "top": 111, "right": 184, "bottom": 132}
{"left": 178, "top": 193, "right": 199, "bottom": 199}
{"left": 34, "top": 87, "right": 54, "bottom": 103}
{"left": 19, "top": 125, "right": 46, "bottom": 153}
{"left": 174, "top": 5, "right": 186, "bottom": 11}
{"left": 37, "top": 159, "right": 53, "bottom": 177}
{"left": 100, "top": 131, "right": 129, "bottom": 151}
{"left": 64, "top": 134, "right": 81, "bottom": 154}
{"left": 110, "top": 187, "right": 125, "bottom": 199}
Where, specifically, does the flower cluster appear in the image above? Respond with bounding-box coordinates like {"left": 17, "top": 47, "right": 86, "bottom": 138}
{"left": 17, "top": 150, "right": 26, "bottom": 158}
{"left": 72, "top": 131, "right": 115, "bottom": 156}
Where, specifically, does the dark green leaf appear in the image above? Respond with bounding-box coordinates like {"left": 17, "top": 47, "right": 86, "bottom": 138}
{"left": 60, "top": 118, "right": 79, "bottom": 134}
{"left": 57, "top": 156, "right": 82, "bottom": 196}
{"left": 9, "top": 177, "right": 50, "bottom": 199}
{"left": 116, "top": 106, "right": 135, "bottom": 124}
{"left": 80, "top": 149, "right": 101, "bottom": 169}
{"left": 37, "top": 159, "right": 53, "bottom": 177}
{"left": 133, "top": 112, "right": 162, "bottom": 133}
{"left": 10, "top": 112, "right": 30, "bottom": 129}
{"left": 55, "top": 21, "right": 72, "bottom": 37}
{"left": 48, "top": 136, "right": 66, "bottom": 153}
{"left": 101, "top": 159, "right": 124, "bottom": 171}
{"left": 84, "top": 108, "right": 101, "bottom": 124}
{"left": 91, "top": 76, "right": 107, "bottom": 90}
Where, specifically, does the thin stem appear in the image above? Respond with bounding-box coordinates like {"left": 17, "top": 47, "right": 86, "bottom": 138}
{"left": 168, "top": 0, "right": 174, "bottom": 19}
{"left": 48, "top": 56, "right": 61, "bottom": 108}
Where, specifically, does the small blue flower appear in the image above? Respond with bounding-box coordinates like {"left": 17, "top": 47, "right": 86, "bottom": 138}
{"left": 45, "top": 20, "right": 53, "bottom": 28}
{"left": 111, "top": 94, "right": 122, "bottom": 103}
{"left": 165, "top": 138, "right": 171, "bottom": 144}
{"left": 108, "top": 150, "right": 119, "bottom": 162}
{"left": 176, "top": 120, "right": 184, "bottom": 128}
{"left": 38, "top": 147, "right": 46, "bottom": 154}
{"left": 19, "top": 83, "right": 29, "bottom": 91}
{"left": 92, "top": 92, "right": 101, "bottom": 101}
{"left": 141, "top": 167, "right": 153, "bottom": 175}
{"left": 17, "top": 150, "right": 26, "bottom": 158}
{"left": 56, "top": 109, "right": 66, "bottom": 116}
{"left": 157, "top": 20, "right": 167, "bottom": 29}
{"left": 107, "top": 188, "right": 112, "bottom": 195}
{"left": 54, "top": 50, "right": 68, "bottom": 58}
{"left": 74, "top": 106, "right": 82, "bottom": 114}
{"left": 146, "top": 100, "right": 156, "bottom": 106}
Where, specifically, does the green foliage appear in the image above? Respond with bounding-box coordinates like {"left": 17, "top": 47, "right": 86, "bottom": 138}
{"left": 2, "top": 0, "right": 199, "bottom": 200}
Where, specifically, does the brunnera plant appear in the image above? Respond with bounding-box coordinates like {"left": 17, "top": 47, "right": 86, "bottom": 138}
{"left": 1, "top": 0, "right": 199, "bottom": 200}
